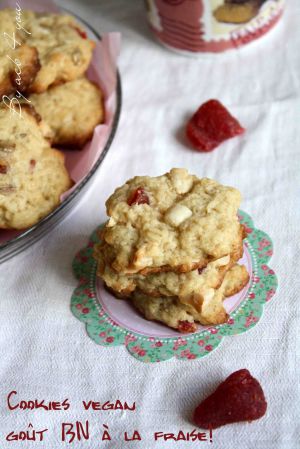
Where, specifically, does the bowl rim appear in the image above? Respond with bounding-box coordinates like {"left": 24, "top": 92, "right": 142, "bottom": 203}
{"left": 0, "top": 10, "right": 122, "bottom": 253}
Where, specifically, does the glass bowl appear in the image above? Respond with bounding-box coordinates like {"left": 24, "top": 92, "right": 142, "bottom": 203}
{"left": 0, "top": 10, "right": 122, "bottom": 263}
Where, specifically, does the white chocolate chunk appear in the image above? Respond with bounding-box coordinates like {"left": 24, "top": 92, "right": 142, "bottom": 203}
{"left": 136, "top": 256, "right": 153, "bottom": 268}
{"left": 213, "top": 255, "right": 230, "bottom": 267}
{"left": 107, "top": 217, "right": 116, "bottom": 227}
{"left": 165, "top": 204, "right": 192, "bottom": 227}
{"left": 170, "top": 168, "right": 194, "bottom": 194}
{"left": 202, "top": 288, "right": 215, "bottom": 303}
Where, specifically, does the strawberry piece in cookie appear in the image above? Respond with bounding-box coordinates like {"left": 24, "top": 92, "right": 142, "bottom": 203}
{"left": 71, "top": 25, "right": 88, "bottom": 39}
{"left": 194, "top": 369, "right": 267, "bottom": 429}
{"left": 186, "top": 99, "right": 245, "bottom": 152}
{"left": 127, "top": 187, "right": 150, "bottom": 206}
{"left": 178, "top": 320, "right": 197, "bottom": 333}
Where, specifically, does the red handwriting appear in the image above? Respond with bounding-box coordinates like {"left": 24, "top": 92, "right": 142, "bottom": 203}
{"left": 5, "top": 421, "right": 213, "bottom": 444}
{"left": 4, "top": 392, "right": 213, "bottom": 444}
{"left": 124, "top": 430, "right": 142, "bottom": 441}
{"left": 7, "top": 391, "right": 136, "bottom": 412}
{"left": 7, "top": 391, "right": 70, "bottom": 411}
{"left": 82, "top": 400, "right": 136, "bottom": 411}
{"left": 6, "top": 423, "right": 48, "bottom": 442}
{"left": 101, "top": 424, "right": 111, "bottom": 441}
{"left": 154, "top": 429, "right": 213, "bottom": 442}
{"left": 62, "top": 421, "right": 89, "bottom": 443}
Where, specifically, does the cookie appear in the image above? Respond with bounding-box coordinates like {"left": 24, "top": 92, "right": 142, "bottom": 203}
{"left": 102, "top": 168, "right": 242, "bottom": 274}
{"left": 222, "top": 263, "right": 250, "bottom": 297}
{"left": 29, "top": 77, "right": 104, "bottom": 147}
{"left": 95, "top": 235, "right": 244, "bottom": 304}
{"left": 131, "top": 264, "right": 250, "bottom": 332}
{"left": 180, "top": 263, "right": 250, "bottom": 325}
{"left": 0, "top": 104, "right": 72, "bottom": 229}
{"left": 1, "top": 9, "right": 95, "bottom": 94}
{"left": 0, "top": 10, "right": 40, "bottom": 96}
{"left": 132, "top": 292, "right": 198, "bottom": 334}
{"left": 25, "top": 11, "right": 95, "bottom": 93}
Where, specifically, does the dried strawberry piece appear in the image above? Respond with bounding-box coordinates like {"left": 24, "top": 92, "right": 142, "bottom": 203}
{"left": 178, "top": 320, "right": 197, "bottom": 333}
{"left": 71, "top": 25, "right": 87, "bottom": 39}
{"left": 29, "top": 159, "right": 36, "bottom": 173}
{"left": 0, "top": 164, "right": 8, "bottom": 174}
{"left": 194, "top": 369, "right": 267, "bottom": 429}
{"left": 186, "top": 99, "right": 245, "bottom": 152}
{"left": 241, "top": 223, "right": 248, "bottom": 239}
{"left": 127, "top": 187, "right": 150, "bottom": 206}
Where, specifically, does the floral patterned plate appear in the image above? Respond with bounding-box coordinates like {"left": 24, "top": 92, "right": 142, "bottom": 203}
{"left": 71, "top": 210, "right": 277, "bottom": 363}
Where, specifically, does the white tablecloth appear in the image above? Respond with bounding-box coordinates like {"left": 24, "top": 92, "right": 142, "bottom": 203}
{"left": 1, "top": 1, "right": 299, "bottom": 448}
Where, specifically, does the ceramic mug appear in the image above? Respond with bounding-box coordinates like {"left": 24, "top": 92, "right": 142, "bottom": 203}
{"left": 146, "top": 0, "right": 284, "bottom": 54}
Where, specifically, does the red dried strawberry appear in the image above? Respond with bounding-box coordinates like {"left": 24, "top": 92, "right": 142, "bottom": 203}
{"left": 71, "top": 25, "right": 87, "bottom": 39}
{"left": 127, "top": 187, "right": 150, "bottom": 206}
{"left": 194, "top": 369, "right": 267, "bottom": 429}
{"left": 178, "top": 320, "right": 197, "bottom": 333}
{"left": 186, "top": 99, "right": 245, "bottom": 152}
{"left": 0, "top": 164, "right": 8, "bottom": 174}
{"left": 29, "top": 159, "right": 36, "bottom": 173}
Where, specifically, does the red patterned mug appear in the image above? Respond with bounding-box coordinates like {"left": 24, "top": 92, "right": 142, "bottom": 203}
{"left": 145, "top": 0, "right": 284, "bottom": 54}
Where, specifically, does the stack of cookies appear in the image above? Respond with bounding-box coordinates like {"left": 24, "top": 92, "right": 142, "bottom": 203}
{"left": 0, "top": 8, "right": 104, "bottom": 229}
{"left": 94, "top": 169, "right": 249, "bottom": 333}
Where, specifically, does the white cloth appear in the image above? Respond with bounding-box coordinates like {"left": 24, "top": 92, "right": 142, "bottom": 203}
{"left": 1, "top": 1, "right": 299, "bottom": 448}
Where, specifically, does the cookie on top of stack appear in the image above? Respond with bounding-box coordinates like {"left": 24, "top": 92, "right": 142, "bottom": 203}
{"left": 0, "top": 8, "right": 104, "bottom": 229}
{"left": 94, "top": 169, "right": 249, "bottom": 333}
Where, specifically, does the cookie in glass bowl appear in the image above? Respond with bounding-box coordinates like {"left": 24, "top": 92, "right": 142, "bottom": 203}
{"left": 29, "top": 77, "right": 104, "bottom": 148}
{"left": 0, "top": 104, "right": 72, "bottom": 229}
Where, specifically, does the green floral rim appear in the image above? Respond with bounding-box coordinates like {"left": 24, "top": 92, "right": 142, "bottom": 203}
{"left": 71, "top": 211, "right": 277, "bottom": 363}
